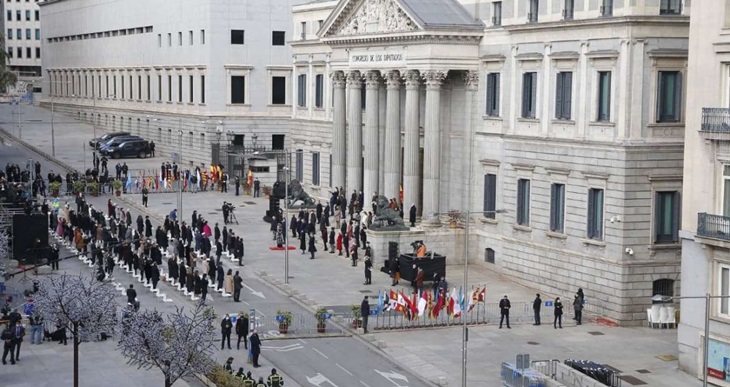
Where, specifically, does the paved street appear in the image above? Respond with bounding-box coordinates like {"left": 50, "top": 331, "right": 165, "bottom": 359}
{"left": 0, "top": 103, "right": 702, "bottom": 386}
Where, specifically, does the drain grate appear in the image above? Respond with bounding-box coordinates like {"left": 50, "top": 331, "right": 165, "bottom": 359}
{"left": 162, "top": 202, "right": 173, "bottom": 205}
{"left": 358, "top": 290, "right": 373, "bottom": 294}
{"left": 245, "top": 201, "right": 256, "bottom": 205}
{"left": 527, "top": 341, "right": 539, "bottom": 345}
{"left": 636, "top": 369, "right": 651, "bottom": 374}
{"left": 587, "top": 331, "right": 604, "bottom": 336}
{"left": 619, "top": 375, "right": 647, "bottom": 385}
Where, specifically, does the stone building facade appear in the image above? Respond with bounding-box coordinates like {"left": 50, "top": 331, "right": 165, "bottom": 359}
{"left": 291, "top": 0, "right": 689, "bottom": 325}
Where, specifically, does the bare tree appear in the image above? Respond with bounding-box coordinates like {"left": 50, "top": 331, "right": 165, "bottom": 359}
{"left": 0, "top": 34, "right": 17, "bottom": 92}
{"left": 118, "top": 302, "right": 217, "bottom": 387}
{"left": 34, "top": 273, "right": 119, "bottom": 387}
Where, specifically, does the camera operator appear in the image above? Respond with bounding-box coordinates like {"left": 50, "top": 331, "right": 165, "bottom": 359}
{"left": 222, "top": 202, "right": 231, "bottom": 225}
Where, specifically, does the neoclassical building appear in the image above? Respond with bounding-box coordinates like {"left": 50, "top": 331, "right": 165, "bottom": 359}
{"left": 291, "top": 0, "right": 689, "bottom": 325}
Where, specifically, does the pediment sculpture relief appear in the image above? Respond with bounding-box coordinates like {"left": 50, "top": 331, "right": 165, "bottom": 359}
{"left": 338, "top": 0, "right": 417, "bottom": 36}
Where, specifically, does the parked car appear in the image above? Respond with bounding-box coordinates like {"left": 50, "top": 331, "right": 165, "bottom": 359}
{"left": 100, "top": 139, "right": 150, "bottom": 159}
{"left": 89, "top": 132, "right": 131, "bottom": 149}
{"left": 99, "top": 135, "right": 144, "bottom": 151}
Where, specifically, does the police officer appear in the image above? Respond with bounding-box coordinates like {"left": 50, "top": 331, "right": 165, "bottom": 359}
{"left": 50, "top": 243, "right": 60, "bottom": 270}
{"left": 243, "top": 372, "right": 255, "bottom": 387}
{"left": 142, "top": 187, "right": 149, "bottom": 207}
{"left": 267, "top": 368, "right": 284, "bottom": 386}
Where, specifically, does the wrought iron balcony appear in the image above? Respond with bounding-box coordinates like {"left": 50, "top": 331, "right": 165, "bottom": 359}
{"left": 697, "top": 213, "right": 730, "bottom": 241}
{"left": 701, "top": 108, "right": 730, "bottom": 133}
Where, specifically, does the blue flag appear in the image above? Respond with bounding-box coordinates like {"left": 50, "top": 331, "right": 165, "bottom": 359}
{"left": 376, "top": 290, "right": 384, "bottom": 315}
{"left": 125, "top": 173, "right": 133, "bottom": 191}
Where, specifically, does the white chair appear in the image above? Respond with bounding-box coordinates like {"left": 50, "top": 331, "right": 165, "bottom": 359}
{"left": 650, "top": 305, "right": 662, "bottom": 328}
{"left": 666, "top": 306, "right": 677, "bottom": 328}
{"left": 659, "top": 306, "right": 669, "bottom": 329}
{"left": 647, "top": 309, "right": 654, "bottom": 328}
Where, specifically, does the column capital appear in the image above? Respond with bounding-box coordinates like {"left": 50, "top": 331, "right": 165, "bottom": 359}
{"left": 331, "top": 71, "right": 346, "bottom": 88}
{"left": 365, "top": 71, "right": 382, "bottom": 89}
{"left": 346, "top": 70, "right": 362, "bottom": 88}
{"left": 385, "top": 70, "right": 401, "bottom": 89}
{"left": 423, "top": 70, "right": 447, "bottom": 90}
{"left": 404, "top": 70, "right": 421, "bottom": 90}
{"left": 464, "top": 71, "right": 479, "bottom": 91}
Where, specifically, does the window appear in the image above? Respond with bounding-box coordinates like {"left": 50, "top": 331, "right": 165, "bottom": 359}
{"left": 272, "top": 134, "right": 285, "bottom": 150}
{"left": 167, "top": 33, "right": 171, "bottom": 46}
{"left": 178, "top": 31, "right": 182, "bottom": 46}
{"left": 178, "top": 75, "right": 182, "bottom": 102}
{"left": 35, "top": 47, "right": 39, "bottom": 58}
{"left": 483, "top": 174, "right": 497, "bottom": 218}
{"left": 587, "top": 188, "right": 604, "bottom": 240}
{"left": 657, "top": 71, "right": 682, "bottom": 122}
{"left": 189, "top": 31, "right": 193, "bottom": 45}
{"left": 528, "top": 0, "right": 539, "bottom": 22}
{"left": 6, "top": 29, "right": 11, "bottom": 39}
{"left": 114, "top": 76, "right": 117, "bottom": 97}
{"left": 550, "top": 183, "right": 566, "bottom": 233}
{"left": 147, "top": 75, "right": 150, "bottom": 101}
{"left": 15, "top": 10, "right": 20, "bottom": 21}
{"left": 188, "top": 131, "right": 194, "bottom": 147}
{"left": 6, "top": 10, "right": 10, "bottom": 21}
{"left": 597, "top": 71, "right": 611, "bottom": 121}
{"left": 486, "top": 73, "right": 500, "bottom": 117}
{"left": 555, "top": 72, "right": 573, "bottom": 120}
{"left": 312, "top": 152, "right": 320, "bottom": 185}
{"left": 16, "top": 47, "right": 21, "bottom": 58}
{"left": 200, "top": 29, "right": 205, "bottom": 44}
{"left": 129, "top": 75, "right": 132, "bottom": 99}
{"left": 167, "top": 75, "right": 172, "bottom": 101}
{"left": 521, "top": 72, "right": 537, "bottom": 118}
{"left": 7, "top": 48, "right": 11, "bottom": 58}
{"left": 492, "top": 2, "right": 502, "bottom": 26}
{"left": 652, "top": 279, "right": 674, "bottom": 303}
{"left": 315, "top": 74, "right": 324, "bottom": 108}
{"left": 295, "top": 150, "right": 304, "bottom": 181}
{"left": 201, "top": 75, "right": 205, "bottom": 104}
{"left": 137, "top": 76, "right": 141, "bottom": 100}
{"left": 189, "top": 75, "right": 193, "bottom": 103}
{"left": 231, "top": 30, "right": 244, "bottom": 45}
{"left": 655, "top": 191, "right": 679, "bottom": 243}
{"left": 720, "top": 265, "right": 730, "bottom": 316}
{"left": 34, "top": 9, "right": 38, "bottom": 20}
{"left": 35, "top": 28, "right": 39, "bottom": 40}
{"left": 272, "top": 76, "right": 286, "bottom": 105}
{"left": 16, "top": 28, "right": 20, "bottom": 40}
{"left": 660, "top": 0, "right": 681, "bottom": 15}
{"left": 300, "top": 22, "right": 307, "bottom": 39}
{"left": 158, "top": 34, "right": 161, "bottom": 47}
{"left": 563, "top": 0, "right": 574, "bottom": 19}
{"left": 272, "top": 31, "right": 286, "bottom": 46}
{"left": 157, "top": 75, "right": 162, "bottom": 102}
{"left": 231, "top": 76, "right": 246, "bottom": 104}
{"left": 25, "top": 29, "right": 30, "bottom": 40}
{"left": 516, "top": 179, "right": 530, "bottom": 226}
{"left": 121, "top": 76, "right": 125, "bottom": 99}
{"left": 24, "top": 9, "right": 29, "bottom": 20}
{"left": 601, "top": 0, "right": 613, "bottom": 16}
{"left": 297, "top": 74, "right": 307, "bottom": 107}
{"left": 485, "top": 248, "right": 495, "bottom": 264}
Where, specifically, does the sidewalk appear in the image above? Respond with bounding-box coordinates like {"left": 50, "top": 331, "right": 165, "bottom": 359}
{"left": 1, "top": 104, "right": 700, "bottom": 387}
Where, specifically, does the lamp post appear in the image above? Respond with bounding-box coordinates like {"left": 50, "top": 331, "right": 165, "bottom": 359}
{"left": 652, "top": 294, "right": 730, "bottom": 387}
{"left": 177, "top": 129, "right": 184, "bottom": 221}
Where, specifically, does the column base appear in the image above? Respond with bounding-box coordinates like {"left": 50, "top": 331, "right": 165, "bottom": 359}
{"left": 421, "top": 216, "right": 442, "bottom": 228}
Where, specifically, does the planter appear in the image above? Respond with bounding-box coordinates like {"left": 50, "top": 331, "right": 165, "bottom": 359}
{"left": 278, "top": 323, "right": 289, "bottom": 334}
{"left": 317, "top": 324, "right": 326, "bottom": 333}
{"left": 352, "top": 319, "right": 362, "bottom": 329}
{"left": 51, "top": 190, "right": 59, "bottom": 198}
{"left": 115, "top": 190, "right": 121, "bottom": 197}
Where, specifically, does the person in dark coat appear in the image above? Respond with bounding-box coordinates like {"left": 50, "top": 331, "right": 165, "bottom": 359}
{"left": 200, "top": 274, "right": 209, "bottom": 301}
{"left": 364, "top": 254, "right": 373, "bottom": 285}
{"left": 137, "top": 215, "right": 144, "bottom": 234}
{"left": 308, "top": 235, "right": 317, "bottom": 260}
{"left": 328, "top": 227, "right": 336, "bottom": 254}
{"left": 220, "top": 314, "right": 233, "bottom": 350}
{"left": 145, "top": 216, "right": 152, "bottom": 238}
{"left": 249, "top": 330, "right": 262, "bottom": 368}
{"left": 217, "top": 264, "right": 225, "bottom": 290}
{"left": 290, "top": 215, "right": 298, "bottom": 238}
{"left": 179, "top": 262, "right": 187, "bottom": 290}
{"left": 554, "top": 297, "right": 564, "bottom": 329}
{"left": 168, "top": 256, "right": 179, "bottom": 283}
{"left": 533, "top": 294, "right": 542, "bottom": 325}
{"left": 150, "top": 263, "right": 160, "bottom": 290}
{"left": 208, "top": 259, "right": 217, "bottom": 284}
{"left": 233, "top": 271, "right": 243, "bottom": 302}
{"left": 409, "top": 204, "right": 417, "bottom": 227}
{"left": 573, "top": 294, "right": 583, "bottom": 325}
{"left": 499, "top": 295, "right": 511, "bottom": 329}
{"left": 236, "top": 313, "right": 249, "bottom": 350}
{"left": 361, "top": 296, "right": 371, "bottom": 334}
{"left": 126, "top": 284, "right": 137, "bottom": 304}
{"left": 144, "top": 259, "right": 153, "bottom": 285}
{"left": 299, "top": 232, "right": 307, "bottom": 254}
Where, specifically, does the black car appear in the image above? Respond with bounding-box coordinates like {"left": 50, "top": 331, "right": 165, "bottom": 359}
{"left": 89, "top": 132, "right": 131, "bottom": 149}
{"left": 100, "top": 139, "right": 150, "bottom": 159}
{"left": 99, "top": 135, "right": 144, "bottom": 151}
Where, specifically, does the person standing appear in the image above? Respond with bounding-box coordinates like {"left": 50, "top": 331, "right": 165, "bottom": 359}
{"left": 126, "top": 284, "right": 137, "bottom": 305}
{"left": 150, "top": 263, "right": 160, "bottom": 290}
{"left": 328, "top": 227, "right": 335, "bottom": 254}
{"left": 253, "top": 178, "right": 260, "bottom": 198}
{"left": 225, "top": 269, "right": 234, "bottom": 297}
{"left": 575, "top": 288, "right": 585, "bottom": 320}
{"left": 308, "top": 235, "right": 317, "bottom": 260}
{"left": 267, "top": 368, "right": 284, "bottom": 387}
{"left": 409, "top": 204, "right": 417, "bottom": 227}
{"left": 29, "top": 313, "right": 44, "bottom": 345}
{"left": 361, "top": 296, "right": 370, "bottom": 334}
{"left": 1, "top": 324, "right": 16, "bottom": 365}
{"left": 249, "top": 330, "right": 262, "bottom": 368}
{"left": 499, "top": 295, "right": 511, "bottom": 329}
{"left": 236, "top": 313, "right": 249, "bottom": 350}
{"left": 142, "top": 187, "right": 149, "bottom": 207}
{"left": 50, "top": 243, "right": 60, "bottom": 270}
{"left": 200, "top": 274, "right": 209, "bottom": 302}
{"left": 150, "top": 141, "right": 156, "bottom": 157}
{"left": 233, "top": 271, "right": 243, "bottom": 302}
{"left": 533, "top": 294, "right": 542, "bottom": 326}
{"left": 13, "top": 323, "right": 24, "bottom": 360}
{"left": 221, "top": 314, "right": 233, "bottom": 350}
{"left": 573, "top": 294, "right": 583, "bottom": 325}
{"left": 217, "top": 264, "right": 225, "bottom": 291}
{"left": 554, "top": 297, "right": 564, "bottom": 329}
{"left": 363, "top": 254, "right": 373, "bottom": 285}
{"left": 235, "top": 177, "right": 240, "bottom": 196}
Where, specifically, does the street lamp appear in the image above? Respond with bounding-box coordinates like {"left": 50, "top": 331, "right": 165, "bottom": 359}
{"left": 651, "top": 293, "right": 730, "bottom": 387}
{"left": 177, "top": 129, "right": 184, "bottom": 220}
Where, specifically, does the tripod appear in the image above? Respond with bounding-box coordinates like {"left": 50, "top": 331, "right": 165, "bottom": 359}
{"left": 228, "top": 211, "right": 239, "bottom": 225}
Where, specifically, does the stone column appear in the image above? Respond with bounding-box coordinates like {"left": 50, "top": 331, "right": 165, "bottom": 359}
{"left": 364, "top": 71, "right": 381, "bottom": 200}
{"left": 462, "top": 71, "right": 479, "bottom": 213}
{"left": 331, "top": 71, "right": 347, "bottom": 189}
{"left": 403, "top": 70, "right": 421, "bottom": 217}
{"left": 378, "top": 82, "right": 387, "bottom": 192}
{"left": 422, "top": 70, "right": 447, "bottom": 224}
{"left": 346, "top": 70, "right": 363, "bottom": 192}
{"left": 384, "top": 70, "right": 402, "bottom": 201}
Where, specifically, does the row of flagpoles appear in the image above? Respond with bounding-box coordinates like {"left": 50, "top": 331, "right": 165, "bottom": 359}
{"left": 373, "top": 286, "right": 487, "bottom": 321}
{"left": 120, "top": 169, "right": 214, "bottom": 193}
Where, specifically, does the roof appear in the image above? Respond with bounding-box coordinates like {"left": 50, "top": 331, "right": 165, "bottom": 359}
{"left": 397, "top": 0, "right": 484, "bottom": 30}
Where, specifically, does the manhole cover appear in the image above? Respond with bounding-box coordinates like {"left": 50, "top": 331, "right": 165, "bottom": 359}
{"left": 207, "top": 212, "right": 218, "bottom": 215}
{"left": 162, "top": 202, "right": 173, "bottom": 205}
{"left": 527, "top": 341, "right": 539, "bottom": 345}
{"left": 619, "top": 375, "right": 647, "bottom": 385}
{"left": 358, "top": 290, "right": 373, "bottom": 294}
{"left": 636, "top": 369, "right": 651, "bottom": 374}
{"left": 245, "top": 201, "right": 256, "bottom": 205}
{"left": 656, "top": 354, "right": 678, "bottom": 362}
{"left": 588, "top": 331, "right": 604, "bottom": 336}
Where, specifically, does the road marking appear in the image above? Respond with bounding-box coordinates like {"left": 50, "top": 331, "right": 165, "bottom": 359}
{"left": 312, "top": 347, "right": 329, "bottom": 359}
{"left": 261, "top": 343, "right": 303, "bottom": 352}
{"left": 298, "top": 339, "right": 307, "bottom": 344}
{"left": 359, "top": 381, "right": 371, "bottom": 387}
{"left": 335, "top": 363, "right": 353, "bottom": 376}
{"left": 375, "top": 370, "right": 409, "bottom": 387}
{"left": 306, "top": 373, "right": 338, "bottom": 387}
{"left": 241, "top": 282, "right": 265, "bottom": 299}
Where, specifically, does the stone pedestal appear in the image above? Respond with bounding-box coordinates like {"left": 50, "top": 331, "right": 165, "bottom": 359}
{"left": 366, "top": 227, "right": 465, "bottom": 269}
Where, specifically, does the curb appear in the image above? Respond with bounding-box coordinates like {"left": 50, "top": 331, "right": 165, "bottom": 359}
{"left": 0, "top": 127, "right": 77, "bottom": 173}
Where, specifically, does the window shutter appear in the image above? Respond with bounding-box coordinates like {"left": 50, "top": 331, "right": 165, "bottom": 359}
{"left": 564, "top": 72, "right": 572, "bottom": 119}
{"left": 494, "top": 74, "right": 501, "bottom": 116}
{"left": 656, "top": 72, "right": 664, "bottom": 122}
{"left": 550, "top": 184, "right": 557, "bottom": 230}
{"left": 587, "top": 190, "right": 595, "bottom": 238}
{"left": 486, "top": 75, "right": 494, "bottom": 115}
{"left": 517, "top": 181, "right": 524, "bottom": 224}
{"left": 654, "top": 192, "right": 662, "bottom": 242}
{"left": 555, "top": 74, "right": 564, "bottom": 118}
{"left": 530, "top": 73, "right": 537, "bottom": 118}
{"left": 674, "top": 73, "right": 682, "bottom": 122}
{"left": 672, "top": 191, "right": 680, "bottom": 242}
{"left": 521, "top": 74, "right": 529, "bottom": 117}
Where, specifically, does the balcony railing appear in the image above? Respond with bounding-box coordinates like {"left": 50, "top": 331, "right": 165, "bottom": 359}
{"left": 698, "top": 213, "right": 730, "bottom": 241}
{"left": 701, "top": 108, "right": 730, "bottom": 132}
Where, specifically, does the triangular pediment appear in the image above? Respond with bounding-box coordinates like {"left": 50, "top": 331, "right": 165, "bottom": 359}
{"left": 323, "top": 0, "right": 421, "bottom": 38}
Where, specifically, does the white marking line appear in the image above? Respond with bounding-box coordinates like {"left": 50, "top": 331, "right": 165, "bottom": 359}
{"left": 312, "top": 347, "right": 329, "bottom": 359}
{"left": 336, "top": 363, "right": 353, "bottom": 376}
{"left": 360, "top": 381, "right": 371, "bottom": 387}
{"left": 298, "top": 338, "right": 307, "bottom": 344}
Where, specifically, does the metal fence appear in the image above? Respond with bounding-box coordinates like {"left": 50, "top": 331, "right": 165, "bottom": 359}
{"left": 697, "top": 212, "right": 730, "bottom": 241}
{"left": 701, "top": 107, "right": 730, "bottom": 132}
{"left": 242, "top": 312, "right": 346, "bottom": 339}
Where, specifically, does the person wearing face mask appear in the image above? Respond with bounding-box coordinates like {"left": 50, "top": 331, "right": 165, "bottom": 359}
{"left": 221, "top": 314, "right": 233, "bottom": 350}
{"left": 554, "top": 297, "right": 564, "bottom": 329}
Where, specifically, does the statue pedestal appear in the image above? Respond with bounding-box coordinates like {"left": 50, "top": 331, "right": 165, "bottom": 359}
{"left": 366, "top": 227, "right": 466, "bottom": 270}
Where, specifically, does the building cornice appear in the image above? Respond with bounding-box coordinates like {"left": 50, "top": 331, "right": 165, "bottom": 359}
{"left": 503, "top": 15, "right": 688, "bottom": 34}
{"left": 322, "top": 31, "right": 483, "bottom": 47}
